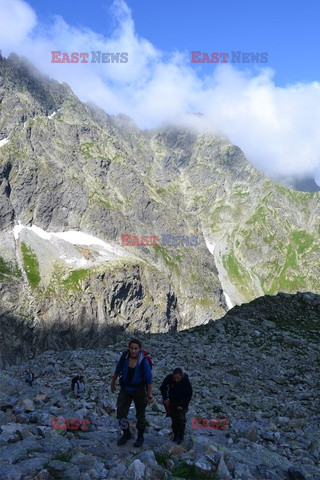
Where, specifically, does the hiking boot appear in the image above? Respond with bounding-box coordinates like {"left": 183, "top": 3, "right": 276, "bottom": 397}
{"left": 176, "top": 434, "right": 184, "bottom": 444}
{"left": 117, "top": 429, "right": 131, "bottom": 446}
{"left": 133, "top": 429, "right": 144, "bottom": 447}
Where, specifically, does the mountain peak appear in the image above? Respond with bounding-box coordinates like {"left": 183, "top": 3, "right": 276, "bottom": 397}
{"left": 0, "top": 56, "right": 319, "bottom": 372}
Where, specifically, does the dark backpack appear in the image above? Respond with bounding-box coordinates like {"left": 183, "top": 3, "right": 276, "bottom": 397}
{"left": 71, "top": 375, "right": 80, "bottom": 392}
{"left": 26, "top": 372, "right": 34, "bottom": 382}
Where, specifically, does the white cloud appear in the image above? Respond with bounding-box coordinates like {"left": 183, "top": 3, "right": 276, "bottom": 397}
{"left": 0, "top": 0, "right": 320, "bottom": 186}
{"left": 0, "top": 0, "right": 36, "bottom": 48}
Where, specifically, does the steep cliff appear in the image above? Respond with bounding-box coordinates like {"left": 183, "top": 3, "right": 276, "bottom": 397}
{"left": 0, "top": 54, "right": 319, "bottom": 364}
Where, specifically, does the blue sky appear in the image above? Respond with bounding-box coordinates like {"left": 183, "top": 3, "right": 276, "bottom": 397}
{"left": 26, "top": 0, "right": 320, "bottom": 86}
{"left": 1, "top": 0, "right": 320, "bottom": 185}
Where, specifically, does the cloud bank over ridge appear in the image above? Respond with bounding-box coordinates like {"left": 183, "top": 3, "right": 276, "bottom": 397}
{"left": 1, "top": 0, "right": 320, "bottom": 186}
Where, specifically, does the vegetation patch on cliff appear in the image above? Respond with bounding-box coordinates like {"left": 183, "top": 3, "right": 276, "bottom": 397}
{"left": 61, "top": 268, "right": 92, "bottom": 291}
{"left": 21, "top": 242, "right": 40, "bottom": 287}
{"left": 0, "top": 256, "right": 21, "bottom": 279}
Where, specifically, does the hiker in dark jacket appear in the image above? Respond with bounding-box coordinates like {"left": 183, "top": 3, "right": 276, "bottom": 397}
{"left": 111, "top": 338, "right": 153, "bottom": 447}
{"left": 25, "top": 370, "right": 34, "bottom": 387}
{"left": 74, "top": 376, "right": 85, "bottom": 399}
{"left": 160, "top": 367, "right": 193, "bottom": 444}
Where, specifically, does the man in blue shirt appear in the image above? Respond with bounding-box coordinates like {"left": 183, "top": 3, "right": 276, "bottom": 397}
{"left": 111, "top": 338, "right": 153, "bottom": 447}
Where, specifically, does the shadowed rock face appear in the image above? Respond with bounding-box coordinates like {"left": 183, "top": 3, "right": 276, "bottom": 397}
{"left": 0, "top": 54, "right": 320, "bottom": 366}
{"left": 0, "top": 292, "right": 319, "bottom": 479}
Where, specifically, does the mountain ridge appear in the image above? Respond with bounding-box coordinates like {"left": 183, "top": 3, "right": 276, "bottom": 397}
{"left": 0, "top": 53, "right": 319, "bottom": 365}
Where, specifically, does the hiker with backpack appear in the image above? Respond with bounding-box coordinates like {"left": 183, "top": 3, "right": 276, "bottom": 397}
{"left": 110, "top": 338, "right": 153, "bottom": 447}
{"left": 72, "top": 375, "right": 86, "bottom": 399}
{"left": 25, "top": 369, "right": 34, "bottom": 387}
{"left": 160, "top": 367, "right": 193, "bottom": 444}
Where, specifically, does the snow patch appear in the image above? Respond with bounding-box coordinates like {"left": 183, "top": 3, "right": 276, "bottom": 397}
{"left": 52, "top": 230, "right": 131, "bottom": 258}
{"left": 223, "top": 291, "right": 234, "bottom": 309}
{"left": 54, "top": 230, "right": 114, "bottom": 249}
{"left": 63, "top": 256, "right": 88, "bottom": 267}
{"left": 14, "top": 223, "right": 51, "bottom": 241}
{"left": 202, "top": 227, "right": 216, "bottom": 255}
{"left": 48, "top": 111, "right": 56, "bottom": 119}
{"left": 202, "top": 227, "right": 234, "bottom": 310}
{"left": 204, "top": 236, "right": 215, "bottom": 255}
{"left": 13, "top": 223, "right": 135, "bottom": 268}
{"left": 0, "top": 138, "right": 9, "bottom": 148}
{"left": 13, "top": 223, "right": 24, "bottom": 240}
{"left": 29, "top": 225, "right": 52, "bottom": 241}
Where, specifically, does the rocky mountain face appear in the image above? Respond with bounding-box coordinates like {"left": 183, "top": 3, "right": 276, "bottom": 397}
{"left": 0, "top": 53, "right": 320, "bottom": 367}
{"left": 0, "top": 291, "right": 319, "bottom": 479}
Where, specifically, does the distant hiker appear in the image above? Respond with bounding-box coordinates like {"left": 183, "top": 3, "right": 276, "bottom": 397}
{"left": 111, "top": 338, "right": 153, "bottom": 447}
{"left": 25, "top": 369, "right": 34, "bottom": 387}
{"left": 72, "top": 375, "right": 86, "bottom": 399}
{"left": 160, "top": 367, "right": 193, "bottom": 444}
